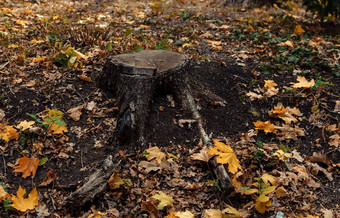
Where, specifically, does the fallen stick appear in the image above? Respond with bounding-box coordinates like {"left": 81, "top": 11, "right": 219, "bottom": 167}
{"left": 63, "top": 155, "right": 119, "bottom": 212}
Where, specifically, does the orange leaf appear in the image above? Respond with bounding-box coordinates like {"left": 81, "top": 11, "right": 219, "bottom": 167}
{"left": 0, "top": 185, "right": 9, "bottom": 202}
{"left": 253, "top": 120, "right": 277, "bottom": 134}
{"left": 79, "top": 75, "right": 92, "bottom": 82}
{"left": 10, "top": 186, "right": 39, "bottom": 213}
{"left": 264, "top": 80, "right": 277, "bottom": 90}
{"left": 47, "top": 123, "right": 68, "bottom": 136}
{"left": 13, "top": 156, "right": 39, "bottom": 178}
{"left": 294, "top": 25, "right": 305, "bottom": 36}
{"left": 32, "top": 56, "right": 46, "bottom": 63}
{"left": 270, "top": 105, "right": 286, "bottom": 115}
{"left": 108, "top": 171, "right": 124, "bottom": 190}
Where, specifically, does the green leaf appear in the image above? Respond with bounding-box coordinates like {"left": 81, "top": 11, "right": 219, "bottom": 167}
{"left": 19, "top": 137, "right": 26, "bottom": 146}
{"left": 54, "top": 120, "right": 66, "bottom": 126}
{"left": 2, "top": 198, "right": 13, "bottom": 211}
{"left": 0, "top": 182, "right": 7, "bottom": 192}
{"left": 39, "top": 157, "right": 48, "bottom": 166}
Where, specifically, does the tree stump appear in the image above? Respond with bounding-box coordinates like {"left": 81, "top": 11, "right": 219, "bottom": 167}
{"left": 98, "top": 50, "right": 234, "bottom": 193}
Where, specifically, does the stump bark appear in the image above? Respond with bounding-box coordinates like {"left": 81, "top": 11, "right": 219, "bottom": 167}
{"left": 98, "top": 50, "right": 234, "bottom": 193}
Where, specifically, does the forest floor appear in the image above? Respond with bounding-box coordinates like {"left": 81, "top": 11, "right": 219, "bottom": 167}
{"left": 0, "top": 0, "right": 339, "bottom": 217}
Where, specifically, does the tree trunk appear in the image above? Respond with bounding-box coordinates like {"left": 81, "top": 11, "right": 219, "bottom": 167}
{"left": 98, "top": 50, "right": 234, "bottom": 193}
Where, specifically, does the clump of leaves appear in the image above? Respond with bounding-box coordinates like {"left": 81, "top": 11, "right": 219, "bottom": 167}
{"left": 53, "top": 44, "right": 88, "bottom": 68}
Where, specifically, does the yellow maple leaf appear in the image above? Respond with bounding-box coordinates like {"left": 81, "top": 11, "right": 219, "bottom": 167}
{"left": 13, "top": 156, "right": 39, "bottom": 178}
{"left": 0, "top": 125, "right": 19, "bottom": 142}
{"left": 151, "top": 191, "right": 174, "bottom": 210}
{"left": 108, "top": 171, "right": 124, "bottom": 190}
{"left": 144, "top": 146, "right": 166, "bottom": 164}
{"left": 264, "top": 80, "right": 277, "bottom": 90}
{"left": 255, "top": 194, "right": 271, "bottom": 213}
{"left": 10, "top": 186, "right": 39, "bottom": 213}
{"left": 253, "top": 120, "right": 277, "bottom": 134}
{"left": 294, "top": 25, "right": 305, "bottom": 36}
{"left": 208, "top": 139, "right": 242, "bottom": 174}
{"left": 0, "top": 185, "right": 10, "bottom": 202}
{"left": 291, "top": 76, "right": 315, "bottom": 89}
{"left": 16, "top": 120, "right": 35, "bottom": 131}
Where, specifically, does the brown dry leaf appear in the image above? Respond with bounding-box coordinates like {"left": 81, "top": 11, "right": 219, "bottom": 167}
{"left": 138, "top": 160, "right": 162, "bottom": 173}
{"left": 151, "top": 191, "right": 173, "bottom": 210}
{"left": 16, "top": 120, "right": 35, "bottom": 131}
{"left": 79, "top": 75, "right": 92, "bottom": 82}
{"left": 0, "top": 185, "right": 10, "bottom": 202}
{"left": 108, "top": 171, "right": 124, "bottom": 190}
{"left": 39, "top": 169, "right": 56, "bottom": 187}
{"left": 190, "top": 146, "right": 213, "bottom": 162}
{"left": 275, "top": 124, "right": 305, "bottom": 142}
{"left": 292, "top": 164, "right": 320, "bottom": 188}
{"left": 66, "top": 104, "right": 84, "bottom": 121}
{"left": 291, "top": 150, "right": 304, "bottom": 162}
{"left": 329, "top": 133, "right": 339, "bottom": 147}
{"left": 208, "top": 139, "right": 242, "bottom": 174}
{"left": 291, "top": 76, "right": 315, "bottom": 89}
{"left": 13, "top": 156, "right": 39, "bottom": 178}
{"left": 238, "top": 129, "right": 257, "bottom": 144}
{"left": 276, "top": 186, "right": 288, "bottom": 198}
{"left": 142, "top": 199, "right": 160, "bottom": 218}
{"left": 270, "top": 104, "right": 300, "bottom": 124}
{"left": 263, "top": 87, "right": 279, "bottom": 97}
{"left": 145, "top": 147, "right": 166, "bottom": 164}
{"left": 333, "top": 100, "right": 340, "bottom": 113}
{"left": 0, "top": 125, "right": 19, "bottom": 142}
{"left": 305, "top": 161, "right": 333, "bottom": 181}
{"left": 246, "top": 91, "right": 263, "bottom": 101}
{"left": 10, "top": 186, "right": 39, "bottom": 213}
{"left": 0, "top": 109, "right": 5, "bottom": 121}
{"left": 306, "top": 152, "right": 332, "bottom": 167}
{"left": 253, "top": 120, "right": 277, "bottom": 134}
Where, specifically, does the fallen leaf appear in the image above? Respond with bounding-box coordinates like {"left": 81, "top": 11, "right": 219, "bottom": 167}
{"left": 275, "top": 124, "right": 305, "bottom": 142}
{"left": 0, "top": 125, "right": 20, "bottom": 142}
{"left": 0, "top": 109, "right": 5, "bottom": 121}
{"left": 16, "top": 20, "right": 28, "bottom": 26}
{"left": 34, "top": 202, "right": 50, "bottom": 217}
{"left": 108, "top": 171, "right": 124, "bottom": 190}
{"left": 171, "top": 210, "right": 194, "bottom": 218}
{"left": 0, "top": 185, "right": 10, "bottom": 202}
{"left": 86, "top": 101, "right": 96, "bottom": 111}
{"left": 10, "top": 186, "right": 39, "bottom": 213}
{"left": 276, "top": 186, "right": 288, "bottom": 198}
{"left": 222, "top": 204, "right": 242, "bottom": 217}
{"left": 151, "top": 191, "right": 173, "bottom": 210}
{"left": 204, "top": 209, "right": 223, "bottom": 218}
{"left": 294, "top": 25, "right": 305, "bottom": 36}
{"left": 261, "top": 173, "right": 276, "bottom": 185}
{"left": 264, "top": 80, "right": 277, "bottom": 90}
{"left": 246, "top": 91, "right": 263, "bottom": 101}
{"left": 66, "top": 104, "right": 84, "bottom": 121}
{"left": 306, "top": 152, "right": 332, "bottom": 167}
{"left": 291, "top": 76, "right": 315, "bottom": 89}
{"left": 291, "top": 150, "right": 304, "bottom": 162}
{"left": 39, "top": 169, "right": 56, "bottom": 187}
{"left": 305, "top": 161, "right": 333, "bottom": 181}
{"left": 274, "top": 150, "right": 292, "bottom": 161}
{"left": 208, "top": 139, "right": 242, "bottom": 174}
{"left": 48, "top": 123, "right": 68, "bottom": 136}
{"left": 13, "top": 156, "right": 39, "bottom": 178}
{"left": 79, "top": 75, "right": 92, "bottom": 82}
{"left": 16, "top": 120, "right": 35, "bottom": 131}
{"left": 253, "top": 120, "right": 277, "bottom": 134}
{"left": 145, "top": 147, "right": 166, "bottom": 164}
{"left": 142, "top": 199, "right": 160, "bottom": 218}
{"left": 190, "top": 146, "right": 213, "bottom": 162}
{"left": 255, "top": 194, "right": 271, "bottom": 213}
{"left": 32, "top": 56, "right": 46, "bottom": 63}
{"left": 333, "top": 101, "right": 340, "bottom": 113}
{"left": 329, "top": 133, "right": 339, "bottom": 147}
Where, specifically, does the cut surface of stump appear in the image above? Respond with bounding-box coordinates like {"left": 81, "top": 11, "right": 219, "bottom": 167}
{"left": 98, "top": 50, "right": 234, "bottom": 193}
